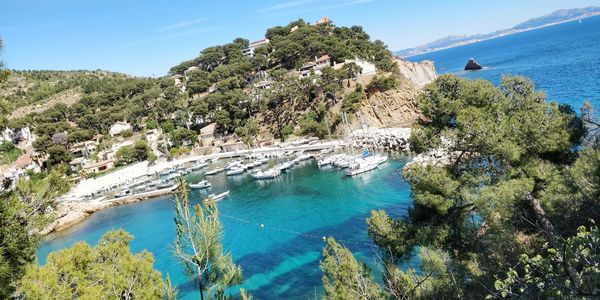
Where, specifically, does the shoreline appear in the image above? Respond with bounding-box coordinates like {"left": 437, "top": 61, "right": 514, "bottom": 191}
{"left": 40, "top": 184, "right": 179, "bottom": 235}
{"left": 399, "top": 13, "right": 600, "bottom": 58}
{"left": 42, "top": 140, "right": 346, "bottom": 235}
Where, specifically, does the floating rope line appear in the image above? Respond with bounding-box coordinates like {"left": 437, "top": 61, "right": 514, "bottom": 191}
{"left": 219, "top": 212, "right": 374, "bottom": 247}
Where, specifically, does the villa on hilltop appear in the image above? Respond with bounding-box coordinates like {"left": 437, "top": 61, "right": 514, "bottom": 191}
{"left": 243, "top": 39, "right": 270, "bottom": 57}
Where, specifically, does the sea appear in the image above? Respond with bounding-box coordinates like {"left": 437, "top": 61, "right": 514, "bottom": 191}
{"left": 37, "top": 15, "right": 600, "bottom": 299}
{"left": 408, "top": 15, "right": 600, "bottom": 111}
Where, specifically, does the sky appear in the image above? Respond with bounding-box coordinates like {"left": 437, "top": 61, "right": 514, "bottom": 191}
{"left": 1, "top": 0, "right": 598, "bottom": 76}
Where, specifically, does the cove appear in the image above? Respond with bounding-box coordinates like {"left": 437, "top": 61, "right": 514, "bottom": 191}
{"left": 38, "top": 157, "right": 414, "bottom": 299}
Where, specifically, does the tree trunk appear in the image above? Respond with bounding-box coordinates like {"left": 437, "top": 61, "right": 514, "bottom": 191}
{"left": 525, "top": 193, "right": 557, "bottom": 244}
{"left": 199, "top": 279, "right": 204, "bottom": 300}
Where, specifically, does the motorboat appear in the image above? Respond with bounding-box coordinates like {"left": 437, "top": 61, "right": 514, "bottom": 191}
{"left": 157, "top": 180, "right": 174, "bottom": 189}
{"left": 224, "top": 160, "right": 243, "bottom": 170}
{"left": 251, "top": 168, "right": 281, "bottom": 180}
{"left": 209, "top": 190, "right": 230, "bottom": 201}
{"left": 189, "top": 180, "right": 211, "bottom": 189}
{"left": 205, "top": 168, "right": 224, "bottom": 175}
{"left": 344, "top": 155, "right": 388, "bottom": 176}
{"left": 226, "top": 167, "right": 245, "bottom": 176}
{"left": 190, "top": 161, "right": 208, "bottom": 171}
{"left": 276, "top": 161, "right": 294, "bottom": 171}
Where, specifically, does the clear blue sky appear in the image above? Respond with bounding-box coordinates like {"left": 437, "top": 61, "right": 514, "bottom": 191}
{"left": 1, "top": 0, "right": 598, "bottom": 76}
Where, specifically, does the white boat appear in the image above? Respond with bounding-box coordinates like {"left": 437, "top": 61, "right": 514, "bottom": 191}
{"left": 190, "top": 161, "right": 208, "bottom": 171}
{"left": 344, "top": 155, "right": 388, "bottom": 176}
{"left": 209, "top": 190, "right": 230, "bottom": 201}
{"left": 210, "top": 157, "right": 219, "bottom": 163}
{"left": 276, "top": 161, "right": 294, "bottom": 171}
{"left": 257, "top": 157, "right": 269, "bottom": 165}
{"left": 344, "top": 161, "right": 378, "bottom": 176}
{"left": 189, "top": 180, "right": 211, "bottom": 189}
{"left": 205, "top": 168, "right": 224, "bottom": 175}
{"left": 157, "top": 181, "right": 173, "bottom": 189}
{"left": 226, "top": 167, "right": 245, "bottom": 176}
{"left": 224, "top": 160, "right": 243, "bottom": 170}
{"left": 252, "top": 168, "right": 281, "bottom": 180}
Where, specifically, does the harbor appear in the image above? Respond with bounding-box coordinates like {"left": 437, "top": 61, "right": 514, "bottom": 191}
{"left": 38, "top": 156, "right": 412, "bottom": 299}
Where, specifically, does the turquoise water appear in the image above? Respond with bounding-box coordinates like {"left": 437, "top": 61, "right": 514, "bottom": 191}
{"left": 38, "top": 157, "right": 414, "bottom": 299}
{"left": 409, "top": 15, "right": 600, "bottom": 111}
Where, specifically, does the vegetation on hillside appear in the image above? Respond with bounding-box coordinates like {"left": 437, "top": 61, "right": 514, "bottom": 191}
{"left": 0, "top": 19, "right": 400, "bottom": 169}
{"left": 321, "top": 75, "right": 600, "bottom": 299}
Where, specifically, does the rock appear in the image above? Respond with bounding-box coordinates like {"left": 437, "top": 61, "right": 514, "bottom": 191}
{"left": 464, "top": 58, "right": 483, "bottom": 71}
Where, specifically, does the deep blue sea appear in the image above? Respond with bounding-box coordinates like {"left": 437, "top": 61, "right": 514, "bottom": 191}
{"left": 408, "top": 15, "right": 600, "bottom": 111}
{"left": 37, "top": 16, "right": 600, "bottom": 299}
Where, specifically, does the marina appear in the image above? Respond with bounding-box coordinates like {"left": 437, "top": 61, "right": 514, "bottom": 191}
{"left": 38, "top": 157, "right": 412, "bottom": 299}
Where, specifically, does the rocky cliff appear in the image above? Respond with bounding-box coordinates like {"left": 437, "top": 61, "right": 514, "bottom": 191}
{"left": 350, "top": 59, "right": 437, "bottom": 129}
{"left": 395, "top": 59, "right": 437, "bottom": 87}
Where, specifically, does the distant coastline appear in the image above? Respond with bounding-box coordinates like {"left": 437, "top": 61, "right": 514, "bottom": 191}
{"left": 397, "top": 9, "right": 600, "bottom": 58}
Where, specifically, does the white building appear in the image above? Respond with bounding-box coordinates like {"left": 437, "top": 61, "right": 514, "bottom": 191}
{"left": 109, "top": 121, "right": 132, "bottom": 136}
{"left": 243, "top": 39, "right": 270, "bottom": 57}
{"left": 334, "top": 58, "right": 377, "bottom": 77}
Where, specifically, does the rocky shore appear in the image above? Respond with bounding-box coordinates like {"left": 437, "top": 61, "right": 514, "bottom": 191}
{"left": 349, "top": 127, "right": 412, "bottom": 151}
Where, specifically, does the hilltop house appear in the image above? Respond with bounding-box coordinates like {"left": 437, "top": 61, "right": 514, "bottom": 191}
{"left": 299, "top": 55, "right": 333, "bottom": 78}
{"left": 334, "top": 57, "right": 377, "bottom": 77}
{"left": 243, "top": 39, "right": 270, "bottom": 57}
{"left": 109, "top": 121, "right": 132, "bottom": 136}
{"left": 315, "top": 16, "right": 332, "bottom": 26}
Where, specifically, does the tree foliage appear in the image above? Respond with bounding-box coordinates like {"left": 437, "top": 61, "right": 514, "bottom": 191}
{"left": 321, "top": 74, "right": 599, "bottom": 299}
{"left": 173, "top": 179, "right": 242, "bottom": 300}
{"left": 0, "top": 171, "right": 70, "bottom": 298}
{"left": 19, "top": 229, "right": 170, "bottom": 299}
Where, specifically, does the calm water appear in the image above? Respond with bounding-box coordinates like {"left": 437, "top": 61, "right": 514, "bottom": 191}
{"left": 38, "top": 158, "right": 414, "bottom": 299}
{"left": 409, "top": 15, "right": 600, "bottom": 111}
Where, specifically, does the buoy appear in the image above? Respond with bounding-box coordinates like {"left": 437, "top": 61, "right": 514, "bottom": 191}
{"left": 322, "top": 236, "right": 326, "bottom": 241}
{"left": 260, "top": 224, "right": 265, "bottom": 228}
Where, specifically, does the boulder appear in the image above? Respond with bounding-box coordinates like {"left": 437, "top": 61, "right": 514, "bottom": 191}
{"left": 464, "top": 58, "right": 483, "bottom": 71}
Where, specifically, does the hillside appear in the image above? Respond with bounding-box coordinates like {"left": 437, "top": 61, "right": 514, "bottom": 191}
{"left": 0, "top": 17, "right": 435, "bottom": 171}
{"left": 396, "top": 6, "right": 600, "bottom": 57}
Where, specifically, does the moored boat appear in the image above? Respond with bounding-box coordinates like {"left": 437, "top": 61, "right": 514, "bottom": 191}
{"left": 205, "top": 168, "right": 224, "bottom": 175}
{"left": 226, "top": 167, "right": 245, "bottom": 176}
{"left": 209, "top": 190, "right": 230, "bottom": 201}
{"left": 189, "top": 180, "right": 211, "bottom": 189}
{"left": 251, "top": 168, "right": 281, "bottom": 180}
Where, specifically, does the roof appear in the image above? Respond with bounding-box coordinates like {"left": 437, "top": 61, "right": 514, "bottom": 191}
{"left": 112, "top": 121, "right": 130, "bottom": 127}
{"left": 315, "top": 16, "right": 332, "bottom": 25}
{"left": 15, "top": 153, "right": 32, "bottom": 168}
{"left": 83, "top": 159, "right": 114, "bottom": 170}
{"left": 200, "top": 123, "right": 216, "bottom": 135}
{"left": 249, "top": 39, "right": 269, "bottom": 48}
{"left": 316, "top": 55, "right": 331, "bottom": 63}
{"left": 221, "top": 140, "right": 245, "bottom": 146}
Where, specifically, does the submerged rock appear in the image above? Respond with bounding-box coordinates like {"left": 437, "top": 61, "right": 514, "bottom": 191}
{"left": 464, "top": 58, "right": 483, "bottom": 71}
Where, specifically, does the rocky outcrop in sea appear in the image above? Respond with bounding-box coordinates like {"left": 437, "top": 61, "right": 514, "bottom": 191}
{"left": 465, "top": 58, "right": 483, "bottom": 70}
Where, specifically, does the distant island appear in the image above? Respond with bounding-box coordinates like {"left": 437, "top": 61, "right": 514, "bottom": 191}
{"left": 396, "top": 6, "right": 600, "bottom": 57}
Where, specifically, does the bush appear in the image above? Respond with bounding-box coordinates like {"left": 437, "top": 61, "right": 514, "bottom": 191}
{"left": 342, "top": 84, "right": 365, "bottom": 113}
{"left": 0, "top": 142, "right": 22, "bottom": 165}
{"left": 366, "top": 75, "right": 398, "bottom": 95}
